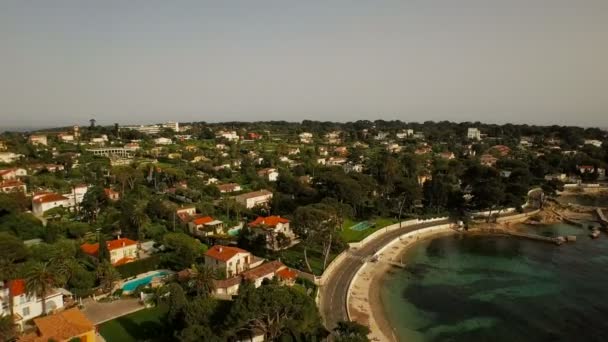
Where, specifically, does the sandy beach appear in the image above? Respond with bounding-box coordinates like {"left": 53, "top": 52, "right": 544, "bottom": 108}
{"left": 347, "top": 225, "right": 456, "bottom": 341}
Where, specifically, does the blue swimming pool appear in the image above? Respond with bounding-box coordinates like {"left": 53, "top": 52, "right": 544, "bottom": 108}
{"left": 227, "top": 226, "right": 242, "bottom": 236}
{"left": 121, "top": 270, "right": 170, "bottom": 292}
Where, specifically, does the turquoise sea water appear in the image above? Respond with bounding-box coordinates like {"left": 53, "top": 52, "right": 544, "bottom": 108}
{"left": 122, "top": 270, "right": 170, "bottom": 292}
{"left": 380, "top": 223, "right": 608, "bottom": 342}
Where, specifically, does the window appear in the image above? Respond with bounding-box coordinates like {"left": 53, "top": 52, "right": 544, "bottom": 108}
{"left": 22, "top": 306, "right": 30, "bottom": 317}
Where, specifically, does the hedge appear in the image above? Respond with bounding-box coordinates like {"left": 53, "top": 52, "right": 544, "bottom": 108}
{"left": 116, "top": 255, "right": 162, "bottom": 278}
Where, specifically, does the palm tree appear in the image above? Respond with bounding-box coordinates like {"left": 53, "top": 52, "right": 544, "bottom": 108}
{"left": 49, "top": 253, "right": 79, "bottom": 287}
{"left": 96, "top": 261, "right": 121, "bottom": 293}
{"left": 25, "top": 262, "right": 59, "bottom": 315}
{"left": 0, "top": 314, "right": 17, "bottom": 342}
{"left": 190, "top": 264, "right": 216, "bottom": 297}
{"left": 147, "top": 285, "right": 169, "bottom": 307}
{"left": 0, "top": 258, "right": 18, "bottom": 318}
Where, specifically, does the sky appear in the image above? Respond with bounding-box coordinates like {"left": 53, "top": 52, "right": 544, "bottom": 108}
{"left": 1, "top": 0, "right": 607, "bottom": 129}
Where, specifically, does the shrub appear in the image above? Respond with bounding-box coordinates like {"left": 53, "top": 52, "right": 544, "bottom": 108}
{"left": 115, "top": 255, "right": 161, "bottom": 278}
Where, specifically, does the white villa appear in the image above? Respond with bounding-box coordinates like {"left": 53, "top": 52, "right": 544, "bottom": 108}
{"left": 234, "top": 190, "right": 273, "bottom": 209}
{"left": 0, "top": 279, "right": 65, "bottom": 331}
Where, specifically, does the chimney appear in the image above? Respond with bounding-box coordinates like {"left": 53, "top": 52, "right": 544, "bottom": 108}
{"left": 218, "top": 247, "right": 223, "bottom": 253}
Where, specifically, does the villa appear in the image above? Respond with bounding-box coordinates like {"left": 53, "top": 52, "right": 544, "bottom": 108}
{"left": 28, "top": 135, "right": 48, "bottom": 146}
{"left": 249, "top": 216, "right": 295, "bottom": 250}
{"left": 205, "top": 245, "right": 263, "bottom": 278}
{"left": 0, "top": 279, "right": 65, "bottom": 331}
{"left": 0, "top": 179, "right": 27, "bottom": 193}
{"left": 32, "top": 193, "right": 70, "bottom": 216}
{"left": 202, "top": 245, "right": 297, "bottom": 296}
{"left": 0, "top": 168, "right": 27, "bottom": 180}
{"left": 19, "top": 308, "right": 95, "bottom": 342}
{"left": 299, "top": 132, "right": 313, "bottom": 144}
{"left": 188, "top": 216, "right": 225, "bottom": 236}
{"left": 257, "top": 168, "right": 279, "bottom": 182}
{"left": 217, "top": 183, "right": 242, "bottom": 193}
{"left": 81, "top": 237, "right": 139, "bottom": 266}
{"left": 0, "top": 152, "right": 24, "bottom": 164}
{"left": 234, "top": 190, "right": 273, "bottom": 209}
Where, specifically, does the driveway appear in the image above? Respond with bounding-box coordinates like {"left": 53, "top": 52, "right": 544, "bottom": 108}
{"left": 82, "top": 297, "right": 145, "bottom": 324}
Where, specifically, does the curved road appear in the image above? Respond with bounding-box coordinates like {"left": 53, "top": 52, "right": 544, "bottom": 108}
{"left": 319, "top": 219, "right": 450, "bottom": 330}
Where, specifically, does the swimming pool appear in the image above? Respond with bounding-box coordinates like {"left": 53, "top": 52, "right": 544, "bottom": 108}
{"left": 121, "top": 270, "right": 171, "bottom": 292}
{"left": 350, "top": 221, "right": 374, "bottom": 231}
{"left": 227, "top": 227, "right": 242, "bottom": 236}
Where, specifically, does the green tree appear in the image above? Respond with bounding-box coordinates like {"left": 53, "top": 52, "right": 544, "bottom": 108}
{"left": 0, "top": 314, "right": 16, "bottom": 342}
{"left": 189, "top": 264, "right": 218, "bottom": 297}
{"left": 162, "top": 232, "right": 207, "bottom": 269}
{"left": 25, "top": 261, "right": 60, "bottom": 315}
{"left": 292, "top": 206, "right": 332, "bottom": 273}
{"left": 333, "top": 321, "right": 371, "bottom": 342}
{"left": 97, "top": 235, "right": 110, "bottom": 263}
{"left": 96, "top": 261, "right": 121, "bottom": 292}
{"left": 80, "top": 185, "right": 106, "bottom": 223}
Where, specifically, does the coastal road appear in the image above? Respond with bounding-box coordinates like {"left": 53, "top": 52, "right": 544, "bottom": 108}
{"left": 319, "top": 219, "right": 450, "bottom": 330}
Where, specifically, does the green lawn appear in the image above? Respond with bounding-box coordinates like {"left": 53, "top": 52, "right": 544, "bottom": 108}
{"left": 279, "top": 244, "right": 337, "bottom": 276}
{"left": 99, "top": 305, "right": 171, "bottom": 342}
{"left": 339, "top": 217, "right": 398, "bottom": 243}
{"left": 278, "top": 217, "right": 397, "bottom": 275}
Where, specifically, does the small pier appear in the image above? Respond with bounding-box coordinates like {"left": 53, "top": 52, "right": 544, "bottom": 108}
{"left": 470, "top": 228, "right": 564, "bottom": 245}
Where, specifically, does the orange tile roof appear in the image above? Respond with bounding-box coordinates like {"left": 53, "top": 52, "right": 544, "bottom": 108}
{"left": 242, "top": 260, "right": 285, "bottom": 281}
{"left": 249, "top": 216, "right": 289, "bottom": 228}
{"left": 205, "top": 245, "right": 249, "bottom": 262}
{"left": 192, "top": 216, "right": 214, "bottom": 225}
{"left": 0, "top": 179, "right": 25, "bottom": 188}
{"left": 33, "top": 193, "right": 68, "bottom": 204}
{"left": 276, "top": 267, "right": 297, "bottom": 280}
{"left": 81, "top": 238, "right": 137, "bottom": 256}
{"left": 106, "top": 237, "right": 137, "bottom": 250}
{"left": 0, "top": 169, "right": 16, "bottom": 176}
{"left": 20, "top": 308, "right": 94, "bottom": 342}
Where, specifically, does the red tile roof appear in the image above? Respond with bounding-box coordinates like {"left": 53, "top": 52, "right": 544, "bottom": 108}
{"left": 33, "top": 193, "right": 68, "bottom": 204}
{"left": 80, "top": 238, "right": 137, "bottom": 256}
{"left": 242, "top": 260, "right": 285, "bottom": 281}
{"left": 276, "top": 267, "right": 297, "bottom": 280}
{"left": 205, "top": 245, "right": 249, "bottom": 262}
{"left": 0, "top": 169, "right": 15, "bottom": 176}
{"left": 249, "top": 216, "right": 289, "bottom": 228}
{"left": 107, "top": 238, "right": 137, "bottom": 250}
{"left": 192, "top": 216, "right": 214, "bottom": 225}
{"left": 0, "top": 179, "right": 25, "bottom": 188}
{"left": 20, "top": 308, "right": 94, "bottom": 342}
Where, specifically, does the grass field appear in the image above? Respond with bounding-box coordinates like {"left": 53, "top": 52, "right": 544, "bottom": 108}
{"left": 279, "top": 244, "right": 337, "bottom": 276}
{"left": 339, "top": 217, "right": 398, "bottom": 243}
{"left": 99, "top": 305, "right": 170, "bottom": 342}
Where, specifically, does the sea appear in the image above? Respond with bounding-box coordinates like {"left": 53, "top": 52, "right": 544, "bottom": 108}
{"left": 380, "top": 223, "right": 608, "bottom": 342}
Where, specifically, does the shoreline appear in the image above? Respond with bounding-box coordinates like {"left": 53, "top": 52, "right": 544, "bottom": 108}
{"left": 347, "top": 224, "right": 456, "bottom": 341}
{"left": 348, "top": 220, "right": 559, "bottom": 341}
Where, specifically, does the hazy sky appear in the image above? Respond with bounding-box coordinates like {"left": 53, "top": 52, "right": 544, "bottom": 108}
{"left": 1, "top": 0, "right": 607, "bottom": 129}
